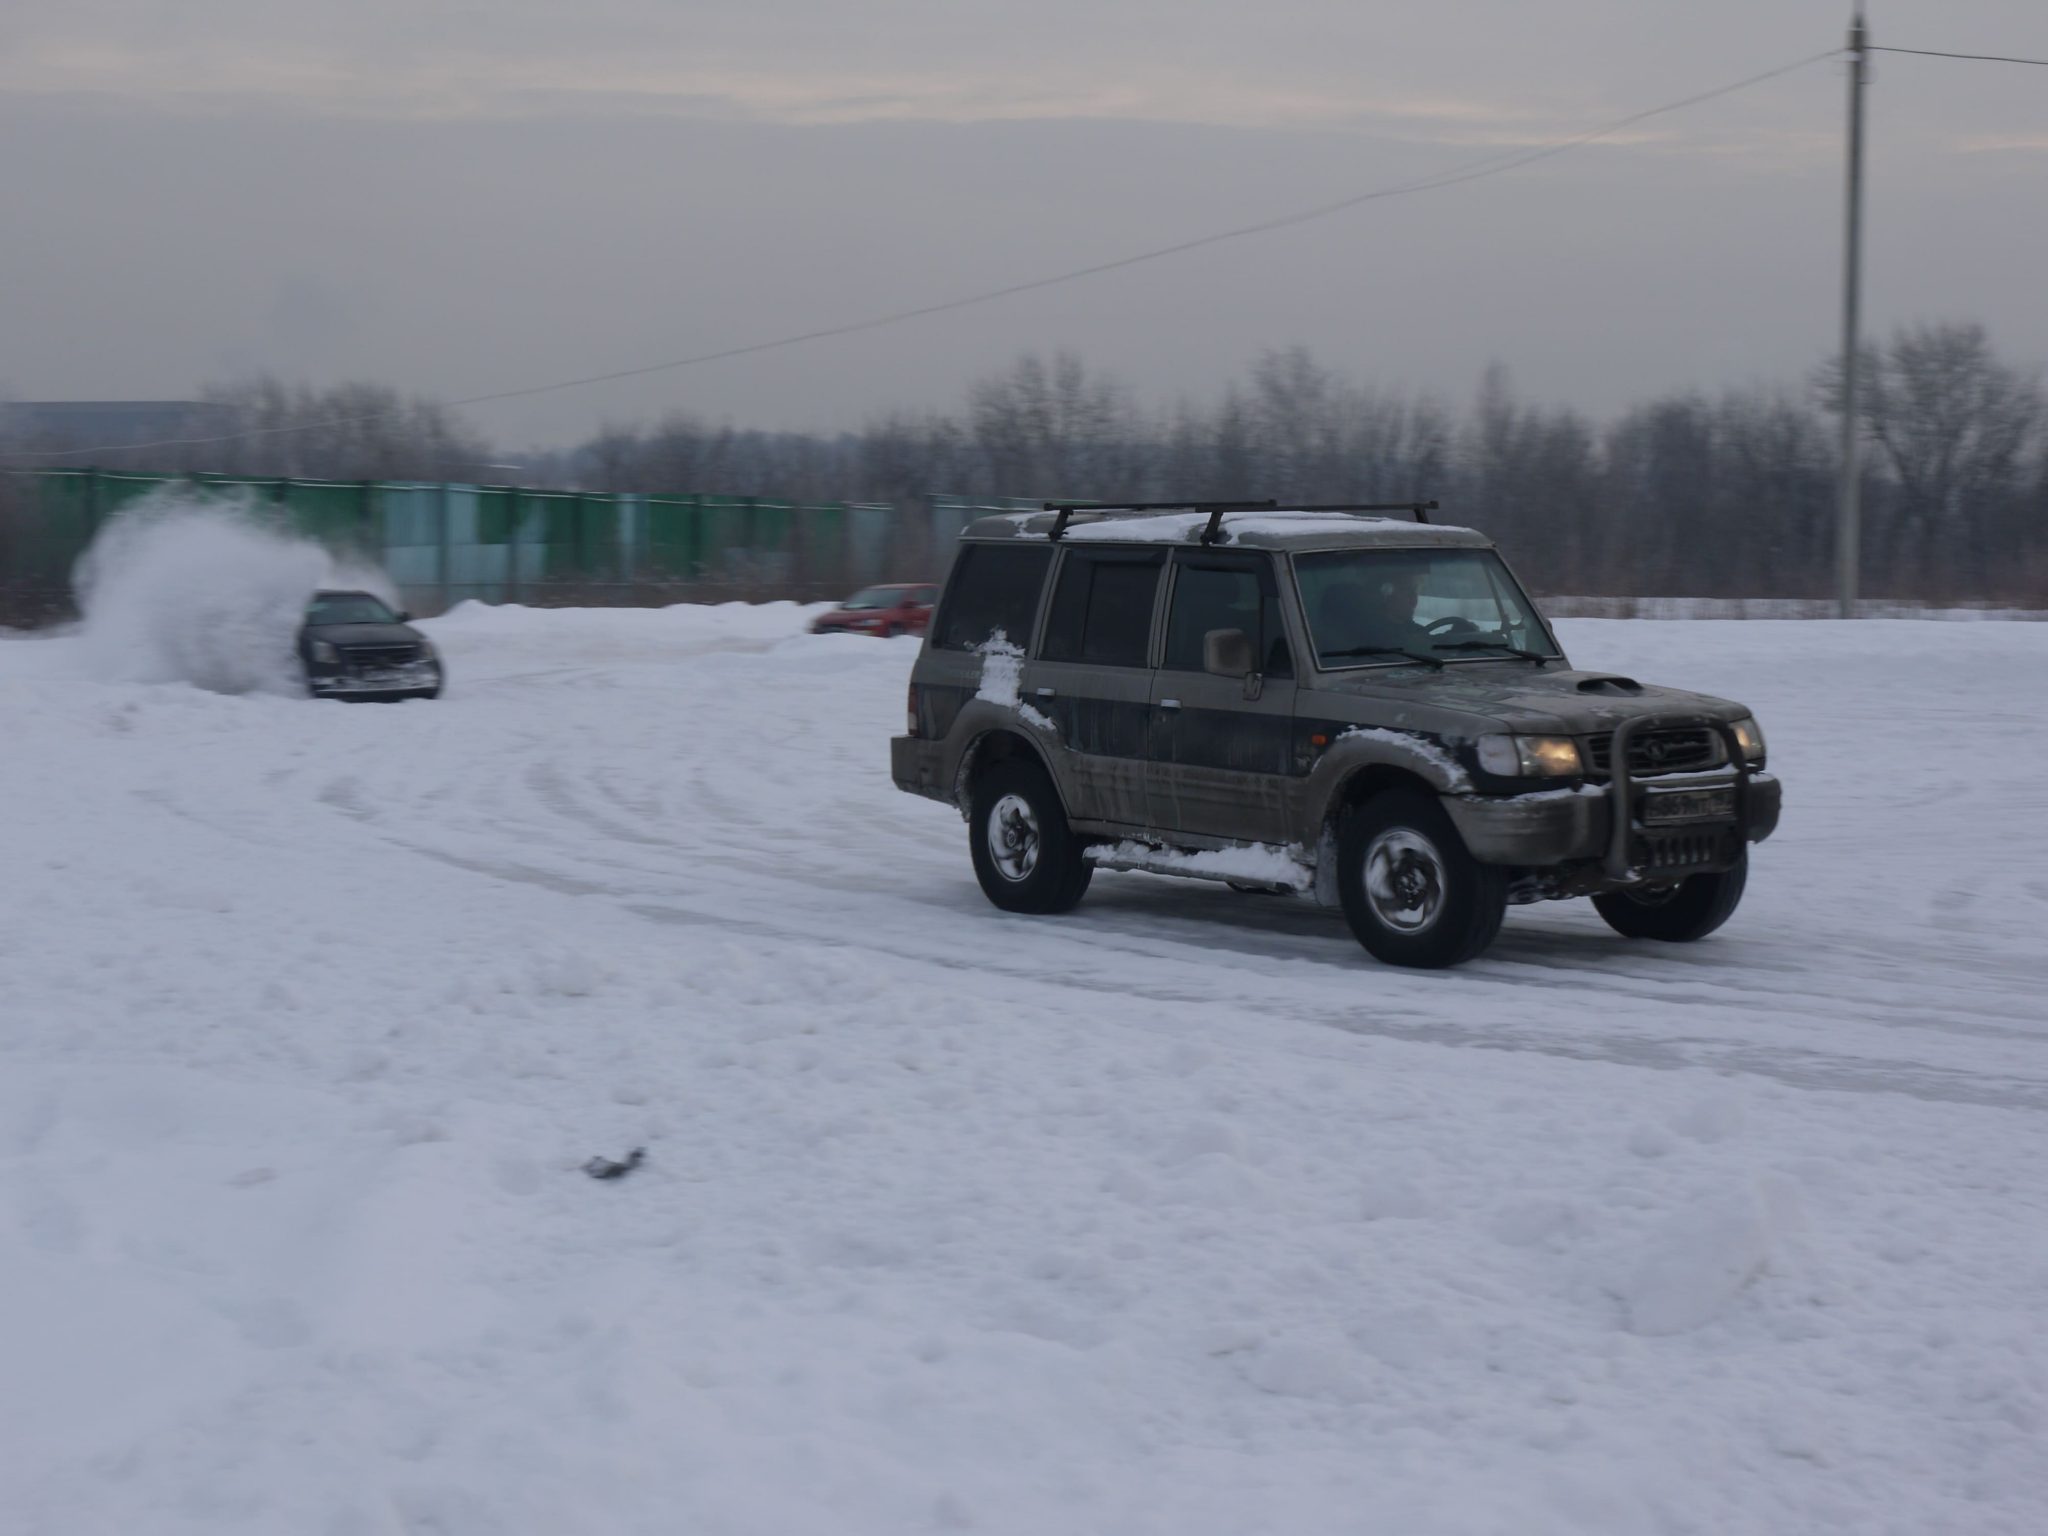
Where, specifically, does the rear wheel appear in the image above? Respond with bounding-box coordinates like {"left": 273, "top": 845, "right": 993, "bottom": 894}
{"left": 968, "top": 759, "right": 1092, "bottom": 914}
{"left": 1338, "top": 789, "right": 1506, "bottom": 968}
{"left": 1592, "top": 854, "right": 1747, "bottom": 941}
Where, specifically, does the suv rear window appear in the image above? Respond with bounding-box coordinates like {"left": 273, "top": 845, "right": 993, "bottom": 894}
{"left": 932, "top": 543, "right": 1054, "bottom": 651}
{"left": 1040, "top": 549, "right": 1166, "bottom": 668}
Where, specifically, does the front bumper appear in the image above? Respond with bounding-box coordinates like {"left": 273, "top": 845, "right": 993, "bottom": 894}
{"left": 1447, "top": 770, "right": 1780, "bottom": 870}
{"left": 309, "top": 661, "right": 441, "bottom": 698}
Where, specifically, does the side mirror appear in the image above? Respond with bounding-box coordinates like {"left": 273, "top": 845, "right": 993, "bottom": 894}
{"left": 396, "top": 611, "right": 413, "bottom": 622}
{"left": 1203, "top": 628, "right": 1253, "bottom": 678}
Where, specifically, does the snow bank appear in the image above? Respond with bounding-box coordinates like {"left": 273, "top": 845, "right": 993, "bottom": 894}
{"left": 1544, "top": 594, "right": 2048, "bottom": 621}
{"left": 69, "top": 492, "right": 397, "bottom": 695}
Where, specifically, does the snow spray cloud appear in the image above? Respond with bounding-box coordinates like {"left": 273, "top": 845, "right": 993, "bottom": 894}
{"left": 71, "top": 490, "right": 397, "bottom": 695}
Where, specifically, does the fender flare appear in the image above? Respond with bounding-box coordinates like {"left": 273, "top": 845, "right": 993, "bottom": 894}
{"left": 1301, "top": 729, "right": 1472, "bottom": 842}
{"left": 947, "top": 702, "right": 1070, "bottom": 818}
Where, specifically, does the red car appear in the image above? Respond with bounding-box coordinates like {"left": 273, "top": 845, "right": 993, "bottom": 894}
{"left": 808, "top": 583, "right": 937, "bottom": 638}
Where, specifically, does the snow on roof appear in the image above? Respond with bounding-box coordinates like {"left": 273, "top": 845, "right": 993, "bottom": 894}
{"left": 962, "top": 509, "right": 1490, "bottom": 549}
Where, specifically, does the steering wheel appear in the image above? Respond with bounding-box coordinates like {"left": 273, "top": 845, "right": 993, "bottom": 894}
{"left": 1424, "top": 615, "right": 1477, "bottom": 638}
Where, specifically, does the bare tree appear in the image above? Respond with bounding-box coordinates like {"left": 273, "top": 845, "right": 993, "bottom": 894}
{"left": 968, "top": 352, "right": 1147, "bottom": 500}
{"left": 169, "top": 377, "right": 494, "bottom": 482}
{"left": 1821, "top": 322, "right": 2043, "bottom": 594}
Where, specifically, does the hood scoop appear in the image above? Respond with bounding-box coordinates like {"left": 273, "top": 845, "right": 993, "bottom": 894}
{"left": 1565, "top": 672, "right": 1644, "bottom": 695}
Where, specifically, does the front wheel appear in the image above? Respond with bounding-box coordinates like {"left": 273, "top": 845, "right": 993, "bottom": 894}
{"left": 968, "top": 759, "right": 1092, "bottom": 914}
{"left": 1592, "top": 854, "right": 1747, "bottom": 941}
{"left": 1338, "top": 789, "right": 1506, "bottom": 968}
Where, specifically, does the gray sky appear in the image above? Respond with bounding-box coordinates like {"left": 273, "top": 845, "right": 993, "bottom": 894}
{"left": 3, "top": 0, "right": 2045, "bottom": 446}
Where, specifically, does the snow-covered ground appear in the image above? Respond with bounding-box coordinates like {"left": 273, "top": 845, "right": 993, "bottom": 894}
{"left": 4, "top": 603, "right": 2046, "bottom": 1535}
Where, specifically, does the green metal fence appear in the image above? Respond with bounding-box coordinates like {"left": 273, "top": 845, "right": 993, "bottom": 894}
{"left": 0, "top": 469, "right": 1039, "bottom": 622}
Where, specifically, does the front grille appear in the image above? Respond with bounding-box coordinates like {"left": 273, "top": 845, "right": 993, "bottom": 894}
{"left": 343, "top": 644, "right": 419, "bottom": 669}
{"left": 1635, "top": 828, "right": 1735, "bottom": 872}
{"left": 1583, "top": 726, "right": 1723, "bottom": 778}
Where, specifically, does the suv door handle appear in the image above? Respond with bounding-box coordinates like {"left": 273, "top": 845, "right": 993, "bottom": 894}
{"left": 1158, "top": 698, "right": 1182, "bottom": 710}
{"left": 1035, "top": 686, "right": 1056, "bottom": 698}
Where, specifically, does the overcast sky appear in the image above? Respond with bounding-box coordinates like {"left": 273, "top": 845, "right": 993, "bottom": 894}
{"left": 3, "top": 1, "right": 2045, "bottom": 446}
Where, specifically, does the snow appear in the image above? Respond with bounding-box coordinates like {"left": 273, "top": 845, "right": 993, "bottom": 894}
{"left": 1543, "top": 595, "right": 2048, "bottom": 622}
{"left": 3, "top": 604, "right": 2048, "bottom": 1534}
{"left": 67, "top": 494, "right": 404, "bottom": 696}
{"left": 1337, "top": 725, "right": 1475, "bottom": 791}
{"left": 974, "top": 634, "right": 1056, "bottom": 734}
{"left": 972, "top": 632, "right": 1024, "bottom": 706}
{"left": 1088, "top": 838, "right": 1312, "bottom": 889}
{"left": 1040, "top": 509, "right": 1472, "bottom": 543}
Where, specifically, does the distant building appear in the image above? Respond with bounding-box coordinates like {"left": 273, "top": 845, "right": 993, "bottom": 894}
{"left": 1, "top": 400, "right": 231, "bottom": 449}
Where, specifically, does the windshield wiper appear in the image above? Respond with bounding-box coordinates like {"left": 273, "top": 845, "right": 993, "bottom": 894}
{"left": 1433, "top": 638, "right": 1548, "bottom": 663}
{"left": 1321, "top": 645, "right": 1444, "bottom": 669}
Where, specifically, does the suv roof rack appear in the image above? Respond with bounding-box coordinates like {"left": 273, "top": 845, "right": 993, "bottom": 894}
{"left": 1035, "top": 498, "right": 1440, "bottom": 544}
{"left": 1041, "top": 499, "right": 1276, "bottom": 541}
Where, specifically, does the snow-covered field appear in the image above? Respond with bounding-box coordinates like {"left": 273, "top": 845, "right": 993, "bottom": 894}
{"left": 4, "top": 601, "right": 2046, "bottom": 1535}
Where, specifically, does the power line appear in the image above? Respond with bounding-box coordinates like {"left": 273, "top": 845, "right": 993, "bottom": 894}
{"left": 2, "top": 46, "right": 1843, "bottom": 465}
{"left": 1871, "top": 45, "right": 2048, "bottom": 68}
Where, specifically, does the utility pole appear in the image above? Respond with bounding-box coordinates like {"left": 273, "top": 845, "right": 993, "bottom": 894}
{"left": 1836, "top": 5, "right": 1869, "bottom": 618}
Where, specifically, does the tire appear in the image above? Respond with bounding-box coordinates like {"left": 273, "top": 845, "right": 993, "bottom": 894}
{"left": 1592, "top": 853, "right": 1747, "bottom": 942}
{"left": 1338, "top": 788, "right": 1507, "bottom": 968}
{"left": 878, "top": 624, "right": 898, "bottom": 639}
{"left": 968, "top": 758, "right": 1093, "bottom": 915}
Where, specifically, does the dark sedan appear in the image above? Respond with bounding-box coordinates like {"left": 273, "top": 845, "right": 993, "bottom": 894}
{"left": 300, "top": 590, "right": 444, "bottom": 700}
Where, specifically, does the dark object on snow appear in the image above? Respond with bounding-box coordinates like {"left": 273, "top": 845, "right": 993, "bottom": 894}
{"left": 300, "top": 589, "right": 444, "bottom": 701}
{"left": 892, "top": 503, "right": 1781, "bottom": 969}
{"left": 582, "top": 1148, "right": 645, "bottom": 1181}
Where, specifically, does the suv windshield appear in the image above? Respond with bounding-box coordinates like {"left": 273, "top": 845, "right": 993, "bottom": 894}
{"left": 1294, "top": 549, "right": 1556, "bottom": 668}
{"left": 307, "top": 594, "right": 399, "bottom": 626}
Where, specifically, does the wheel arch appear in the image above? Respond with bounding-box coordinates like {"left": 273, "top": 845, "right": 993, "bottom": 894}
{"left": 1304, "top": 753, "right": 1457, "bottom": 908}
{"left": 954, "top": 725, "right": 1070, "bottom": 820}
{"left": 1305, "top": 740, "right": 1463, "bottom": 847}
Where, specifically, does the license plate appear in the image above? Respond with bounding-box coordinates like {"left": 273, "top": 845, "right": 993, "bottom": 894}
{"left": 357, "top": 670, "right": 413, "bottom": 689}
{"left": 1641, "top": 786, "right": 1737, "bottom": 824}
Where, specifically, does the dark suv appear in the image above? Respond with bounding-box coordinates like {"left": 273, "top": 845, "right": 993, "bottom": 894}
{"left": 890, "top": 501, "right": 1780, "bottom": 968}
{"left": 300, "top": 590, "right": 443, "bottom": 700}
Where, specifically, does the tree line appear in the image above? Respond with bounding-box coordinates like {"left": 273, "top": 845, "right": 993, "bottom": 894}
{"left": 555, "top": 323, "right": 2048, "bottom": 602}
{"left": 7, "top": 322, "right": 2044, "bottom": 602}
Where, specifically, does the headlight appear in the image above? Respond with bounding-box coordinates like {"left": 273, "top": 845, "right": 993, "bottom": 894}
{"left": 1476, "top": 734, "right": 1584, "bottom": 778}
{"left": 310, "top": 639, "right": 340, "bottom": 664}
{"left": 1731, "top": 716, "right": 1766, "bottom": 764}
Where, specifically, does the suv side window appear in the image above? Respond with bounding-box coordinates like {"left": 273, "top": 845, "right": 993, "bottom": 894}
{"left": 1164, "top": 554, "right": 1291, "bottom": 677}
{"left": 932, "top": 544, "right": 1054, "bottom": 651}
{"left": 1040, "top": 549, "right": 1166, "bottom": 668}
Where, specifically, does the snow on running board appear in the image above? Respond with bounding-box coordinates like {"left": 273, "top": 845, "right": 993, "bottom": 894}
{"left": 1087, "top": 838, "right": 1313, "bottom": 889}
